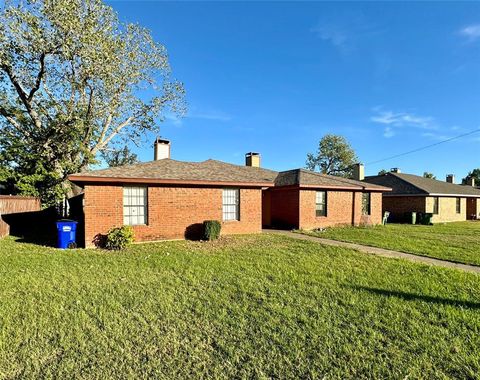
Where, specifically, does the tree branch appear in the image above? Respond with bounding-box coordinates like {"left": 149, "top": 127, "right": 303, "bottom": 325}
{"left": 1, "top": 64, "right": 43, "bottom": 130}
{"left": 0, "top": 107, "right": 21, "bottom": 130}
{"left": 27, "top": 52, "right": 46, "bottom": 102}
{"left": 91, "top": 116, "right": 133, "bottom": 155}
{"left": 0, "top": 106, "right": 32, "bottom": 138}
{"left": 82, "top": 86, "right": 95, "bottom": 143}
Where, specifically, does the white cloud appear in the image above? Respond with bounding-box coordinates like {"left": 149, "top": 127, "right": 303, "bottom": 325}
{"left": 164, "top": 114, "right": 182, "bottom": 127}
{"left": 459, "top": 24, "right": 480, "bottom": 41}
{"left": 383, "top": 126, "right": 395, "bottom": 138}
{"left": 370, "top": 109, "right": 434, "bottom": 129}
{"left": 311, "top": 11, "right": 380, "bottom": 54}
{"left": 164, "top": 108, "right": 232, "bottom": 127}
{"left": 311, "top": 24, "right": 349, "bottom": 50}
{"left": 188, "top": 110, "right": 232, "bottom": 122}
{"left": 421, "top": 132, "right": 451, "bottom": 141}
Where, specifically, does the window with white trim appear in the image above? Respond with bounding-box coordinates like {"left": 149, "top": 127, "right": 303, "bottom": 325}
{"left": 222, "top": 188, "right": 240, "bottom": 221}
{"left": 316, "top": 191, "right": 327, "bottom": 217}
{"left": 123, "top": 187, "right": 148, "bottom": 225}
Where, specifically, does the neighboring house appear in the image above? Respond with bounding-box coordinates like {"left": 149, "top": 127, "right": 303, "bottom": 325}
{"left": 363, "top": 170, "right": 480, "bottom": 223}
{"left": 68, "top": 139, "right": 390, "bottom": 247}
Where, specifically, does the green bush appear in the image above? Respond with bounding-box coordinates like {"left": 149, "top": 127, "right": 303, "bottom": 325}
{"left": 105, "top": 226, "right": 135, "bottom": 250}
{"left": 203, "top": 220, "right": 221, "bottom": 241}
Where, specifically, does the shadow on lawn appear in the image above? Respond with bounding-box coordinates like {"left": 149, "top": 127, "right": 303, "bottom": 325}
{"left": 353, "top": 285, "right": 480, "bottom": 309}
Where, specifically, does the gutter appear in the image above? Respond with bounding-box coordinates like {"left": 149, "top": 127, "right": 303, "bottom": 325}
{"left": 383, "top": 193, "right": 480, "bottom": 198}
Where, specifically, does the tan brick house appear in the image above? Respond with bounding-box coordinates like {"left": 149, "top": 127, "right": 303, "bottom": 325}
{"left": 69, "top": 140, "right": 389, "bottom": 247}
{"left": 364, "top": 171, "right": 480, "bottom": 223}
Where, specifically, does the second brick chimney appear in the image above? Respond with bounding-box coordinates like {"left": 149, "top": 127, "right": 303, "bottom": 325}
{"left": 446, "top": 174, "right": 455, "bottom": 184}
{"left": 245, "top": 152, "right": 260, "bottom": 168}
{"left": 154, "top": 138, "right": 171, "bottom": 160}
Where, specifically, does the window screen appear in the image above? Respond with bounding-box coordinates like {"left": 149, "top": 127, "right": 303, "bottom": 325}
{"left": 362, "top": 193, "right": 371, "bottom": 216}
{"left": 123, "top": 187, "right": 148, "bottom": 225}
{"left": 222, "top": 188, "right": 240, "bottom": 221}
{"left": 456, "top": 198, "right": 461, "bottom": 214}
{"left": 316, "top": 191, "right": 327, "bottom": 217}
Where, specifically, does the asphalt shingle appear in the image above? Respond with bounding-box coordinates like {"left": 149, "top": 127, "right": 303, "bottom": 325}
{"left": 69, "top": 159, "right": 389, "bottom": 191}
{"left": 365, "top": 172, "right": 480, "bottom": 197}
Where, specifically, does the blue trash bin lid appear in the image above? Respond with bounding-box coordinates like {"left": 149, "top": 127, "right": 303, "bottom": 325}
{"left": 56, "top": 219, "right": 78, "bottom": 231}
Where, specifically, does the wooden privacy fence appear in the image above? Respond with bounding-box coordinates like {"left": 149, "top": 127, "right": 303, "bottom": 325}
{"left": 0, "top": 195, "right": 41, "bottom": 238}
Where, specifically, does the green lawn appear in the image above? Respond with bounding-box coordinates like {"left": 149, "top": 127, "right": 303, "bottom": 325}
{"left": 300, "top": 221, "right": 480, "bottom": 267}
{"left": 1, "top": 234, "right": 480, "bottom": 378}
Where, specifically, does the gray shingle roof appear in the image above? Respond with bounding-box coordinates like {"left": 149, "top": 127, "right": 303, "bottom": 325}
{"left": 365, "top": 172, "right": 480, "bottom": 197}
{"left": 70, "top": 159, "right": 278, "bottom": 185}
{"left": 69, "top": 159, "right": 389, "bottom": 191}
{"left": 275, "top": 169, "right": 388, "bottom": 190}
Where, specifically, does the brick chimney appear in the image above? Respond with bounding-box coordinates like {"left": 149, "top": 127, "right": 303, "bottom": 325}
{"left": 446, "top": 174, "right": 455, "bottom": 184}
{"left": 154, "top": 137, "right": 171, "bottom": 160}
{"left": 353, "top": 163, "right": 365, "bottom": 181}
{"left": 245, "top": 152, "right": 260, "bottom": 168}
{"left": 390, "top": 168, "right": 401, "bottom": 173}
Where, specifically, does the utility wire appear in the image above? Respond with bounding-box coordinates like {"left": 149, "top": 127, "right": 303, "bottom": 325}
{"left": 365, "top": 128, "right": 480, "bottom": 166}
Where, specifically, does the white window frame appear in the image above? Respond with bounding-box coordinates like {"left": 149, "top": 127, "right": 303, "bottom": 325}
{"left": 123, "top": 187, "right": 148, "bottom": 226}
{"left": 315, "top": 191, "right": 327, "bottom": 217}
{"left": 222, "top": 188, "right": 240, "bottom": 221}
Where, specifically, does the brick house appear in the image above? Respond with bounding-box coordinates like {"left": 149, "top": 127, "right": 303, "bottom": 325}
{"left": 264, "top": 169, "right": 387, "bottom": 230}
{"left": 68, "top": 140, "right": 389, "bottom": 247}
{"left": 364, "top": 170, "right": 480, "bottom": 223}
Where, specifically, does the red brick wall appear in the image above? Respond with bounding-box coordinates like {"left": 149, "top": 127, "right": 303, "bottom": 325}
{"left": 265, "top": 188, "right": 384, "bottom": 230}
{"left": 298, "top": 190, "right": 383, "bottom": 229}
{"left": 83, "top": 185, "right": 262, "bottom": 247}
{"left": 83, "top": 185, "right": 123, "bottom": 246}
{"left": 262, "top": 191, "right": 272, "bottom": 227}
{"left": 269, "top": 188, "right": 299, "bottom": 229}
{"left": 368, "top": 192, "right": 383, "bottom": 226}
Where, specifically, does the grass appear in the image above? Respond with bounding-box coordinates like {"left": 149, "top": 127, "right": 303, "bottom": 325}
{"left": 300, "top": 221, "right": 480, "bottom": 267}
{"left": 1, "top": 234, "right": 480, "bottom": 378}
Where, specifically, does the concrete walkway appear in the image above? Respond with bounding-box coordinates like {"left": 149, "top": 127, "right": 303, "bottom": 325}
{"left": 264, "top": 229, "right": 480, "bottom": 274}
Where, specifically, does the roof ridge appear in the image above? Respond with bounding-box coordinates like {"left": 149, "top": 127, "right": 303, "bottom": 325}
{"left": 299, "top": 168, "right": 367, "bottom": 188}
{"left": 202, "top": 159, "right": 279, "bottom": 174}
{"left": 387, "top": 172, "right": 429, "bottom": 194}
{"left": 387, "top": 172, "right": 442, "bottom": 194}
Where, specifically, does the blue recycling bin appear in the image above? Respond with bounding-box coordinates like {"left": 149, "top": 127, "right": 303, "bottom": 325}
{"left": 56, "top": 220, "right": 78, "bottom": 249}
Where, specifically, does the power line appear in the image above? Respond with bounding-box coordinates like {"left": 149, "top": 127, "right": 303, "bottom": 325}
{"left": 365, "top": 128, "right": 480, "bottom": 166}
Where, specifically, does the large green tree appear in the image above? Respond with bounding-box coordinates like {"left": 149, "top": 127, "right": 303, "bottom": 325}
{"left": 306, "top": 134, "right": 359, "bottom": 177}
{"left": 423, "top": 172, "right": 436, "bottom": 180}
{"left": 102, "top": 146, "right": 139, "bottom": 168}
{"left": 463, "top": 168, "right": 480, "bottom": 185}
{"left": 0, "top": 0, "right": 185, "bottom": 205}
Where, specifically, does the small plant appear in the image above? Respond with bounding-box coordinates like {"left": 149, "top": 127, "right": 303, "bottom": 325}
{"left": 203, "top": 220, "right": 221, "bottom": 241}
{"left": 105, "top": 226, "right": 135, "bottom": 250}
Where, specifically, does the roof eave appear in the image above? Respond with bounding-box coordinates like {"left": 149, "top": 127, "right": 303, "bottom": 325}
{"left": 271, "top": 184, "right": 391, "bottom": 191}
{"left": 67, "top": 175, "right": 274, "bottom": 188}
{"left": 384, "top": 192, "right": 480, "bottom": 198}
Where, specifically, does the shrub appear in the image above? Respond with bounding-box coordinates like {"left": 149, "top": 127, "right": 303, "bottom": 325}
{"left": 105, "top": 226, "right": 135, "bottom": 250}
{"left": 203, "top": 220, "right": 221, "bottom": 241}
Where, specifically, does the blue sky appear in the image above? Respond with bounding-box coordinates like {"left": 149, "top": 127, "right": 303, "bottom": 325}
{"left": 109, "top": 1, "right": 480, "bottom": 180}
